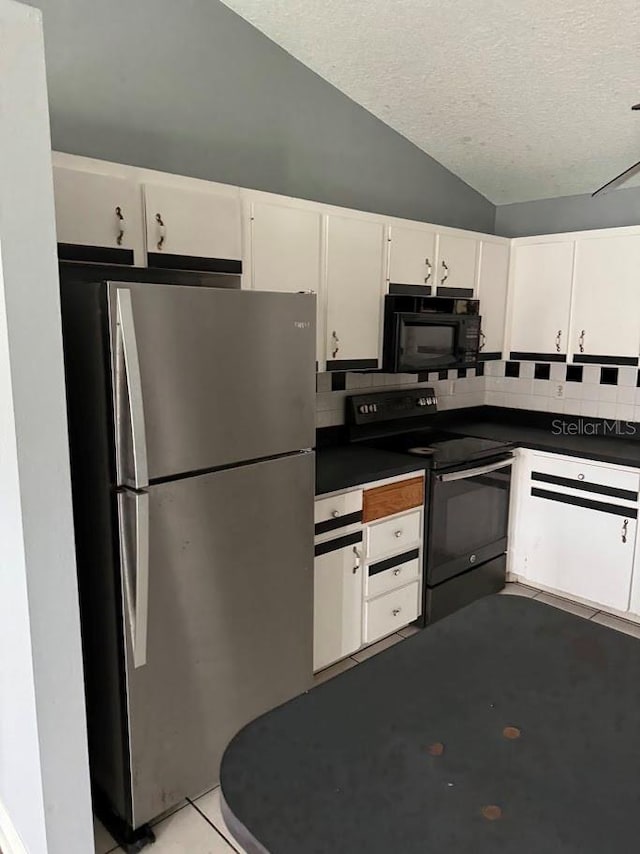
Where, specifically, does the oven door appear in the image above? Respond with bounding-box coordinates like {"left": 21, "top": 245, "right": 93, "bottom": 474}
{"left": 427, "top": 456, "right": 513, "bottom": 585}
{"left": 396, "top": 314, "right": 460, "bottom": 372}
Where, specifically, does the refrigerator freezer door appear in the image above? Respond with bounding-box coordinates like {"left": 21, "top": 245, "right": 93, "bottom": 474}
{"left": 109, "top": 283, "right": 316, "bottom": 486}
{"left": 118, "top": 452, "right": 314, "bottom": 828}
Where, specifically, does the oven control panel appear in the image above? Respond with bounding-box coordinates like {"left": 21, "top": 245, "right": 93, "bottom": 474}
{"left": 347, "top": 388, "right": 437, "bottom": 427}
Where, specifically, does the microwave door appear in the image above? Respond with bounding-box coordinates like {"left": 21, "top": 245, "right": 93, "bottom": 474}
{"left": 399, "top": 317, "right": 457, "bottom": 372}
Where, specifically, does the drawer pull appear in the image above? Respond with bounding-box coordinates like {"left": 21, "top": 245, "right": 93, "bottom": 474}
{"left": 578, "top": 474, "right": 585, "bottom": 481}
{"left": 392, "top": 607, "right": 402, "bottom": 617}
{"left": 393, "top": 568, "right": 401, "bottom": 576}
{"left": 331, "top": 510, "right": 340, "bottom": 518}
{"left": 394, "top": 530, "right": 403, "bottom": 538}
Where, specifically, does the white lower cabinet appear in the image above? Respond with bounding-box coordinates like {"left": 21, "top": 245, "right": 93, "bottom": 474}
{"left": 313, "top": 538, "right": 363, "bottom": 671}
{"left": 510, "top": 452, "right": 639, "bottom": 612}
{"left": 313, "top": 472, "right": 425, "bottom": 672}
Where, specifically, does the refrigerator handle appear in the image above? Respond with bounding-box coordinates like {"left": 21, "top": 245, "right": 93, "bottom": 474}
{"left": 116, "top": 288, "right": 149, "bottom": 489}
{"left": 118, "top": 492, "right": 150, "bottom": 668}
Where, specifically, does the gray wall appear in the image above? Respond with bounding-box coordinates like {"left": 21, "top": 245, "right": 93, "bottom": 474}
{"left": 495, "top": 186, "right": 640, "bottom": 237}
{"left": 30, "top": 0, "right": 494, "bottom": 233}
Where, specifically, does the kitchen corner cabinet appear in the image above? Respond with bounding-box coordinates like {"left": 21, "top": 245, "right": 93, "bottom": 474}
{"left": 388, "top": 224, "right": 437, "bottom": 288}
{"left": 52, "top": 166, "right": 144, "bottom": 262}
{"left": 570, "top": 235, "right": 640, "bottom": 363}
{"left": 325, "top": 214, "right": 386, "bottom": 370}
{"left": 435, "top": 233, "right": 479, "bottom": 293}
{"left": 509, "top": 241, "right": 574, "bottom": 359}
{"left": 143, "top": 182, "right": 242, "bottom": 266}
{"left": 510, "top": 452, "right": 638, "bottom": 611}
{"left": 477, "top": 241, "right": 510, "bottom": 358}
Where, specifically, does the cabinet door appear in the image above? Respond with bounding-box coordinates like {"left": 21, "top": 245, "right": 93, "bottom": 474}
{"left": 436, "top": 233, "right": 479, "bottom": 293}
{"left": 314, "top": 541, "right": 363, "bottom": 671}
{"left": 143, "top": 182, "right": 241, "bottom": 266}
{"left": 326, "top": 215, "right": 386, "bottom": 369}
{"left": 571, "top": 236, "right": 640, "bottom": 362}
{"left": 477, "top": 241, "right": 510, "bottom": 358}
{"left": 53, "top": 166, "right": 143, "bottom": 262}
{"left": 388, "top": 225, "right": 436, "bottom": 288}
{"left": 509, "top": 241, "right": 574, "bottom": 359}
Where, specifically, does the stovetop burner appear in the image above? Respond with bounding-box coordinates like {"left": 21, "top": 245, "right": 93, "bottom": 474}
{"left": 407, "top": 446, "right": 436, "bottom": 456}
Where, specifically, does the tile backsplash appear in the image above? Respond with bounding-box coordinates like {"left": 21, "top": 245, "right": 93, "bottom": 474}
{"left": 316, "top": 362, "right": 640, "bottom": 428}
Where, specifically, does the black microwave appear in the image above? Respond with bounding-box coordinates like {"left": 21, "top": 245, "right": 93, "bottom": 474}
{"left": 382, "top": 294, "right": 481, "bottom": 373}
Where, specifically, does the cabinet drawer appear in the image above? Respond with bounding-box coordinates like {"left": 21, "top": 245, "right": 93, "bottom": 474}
{"left": 367, "top": 510, "right": 422, "bottom": 560}
{"left": 364, "top": 582, "right": 420, "bottom": 643}
{"left": 315, "top": 490, "right": 363, "bottom": 534}
{"left": 363, "top": 476, "right": 424, "bottom": 523}
{"left": 530, "top": 455, "right": 639, "bottom": 498}
{"left": 366, "top": 552, "right": 421, "bottom": 599}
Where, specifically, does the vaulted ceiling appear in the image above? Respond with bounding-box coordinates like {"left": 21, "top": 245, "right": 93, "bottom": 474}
{"left": 220, "top": 0, "right": 640, "bottom": 204}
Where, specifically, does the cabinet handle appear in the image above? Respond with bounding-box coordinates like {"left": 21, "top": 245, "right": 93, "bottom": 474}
{"left": 394, "top": 530, "right": 403, "bottom": 539}
{"left": 352, "top": 545, "right": 361, "bottom": 573}
{"left": 331, "top": 330, "right": 340, "bottom": 359}
{"left": 479, "top": 329, "right": 486, "bottom": 351}
{"left": 115, "top": 206, "right": 125, "bottom": 246}
{"left": 579, "top": 330, "right": 585, "bottom": 353}
{"left": 392, "top": 607, "right": 402, "bottom": 617}
{"left": 331, "top": 509, "right": 340, "bottom": 518}
{"left": 441, "top": 260, "right": 449, "bottom": 284}
{"left": 622, "top": 519, "right": 629, "bottom": 544}
{"left": 393, "top": 568, "right": 402, "bottom": 576}
{"left": 555, "top": 329, "right": 562, "bottom": 352}
{"left": 425, "top": 258, "right": 432, "bottom": 283}
{"left": 155, "top": 213, "right": 166, "bottom": 250}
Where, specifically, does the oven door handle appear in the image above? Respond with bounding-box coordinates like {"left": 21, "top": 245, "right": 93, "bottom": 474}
{"left": 436, "top": 457, "right": 514, "bottom": 482}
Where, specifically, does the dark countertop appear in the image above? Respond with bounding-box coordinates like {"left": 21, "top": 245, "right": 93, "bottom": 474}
{"left": 315, "top": 408, "right": 640, "bottom": 495}
{"left": 316, "top": 445, "right": 426, "bottom": 496}
{"left": 442, "top": 411, "right": 640, "bottom": 469}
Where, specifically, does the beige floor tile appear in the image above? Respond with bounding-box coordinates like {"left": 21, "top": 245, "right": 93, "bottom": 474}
{"left": 140, "top": 803, "right": 236, "bottom": 852}
{"left": 194, "top": 787, "right": 246, "bottom": 853}
{"left": 313, "top": 656, "right": 358, "bottom": 685}
{"left": 591, "top": 611, "right": 640, "bottom": 639}
{"left": 94, "top": 818, "right": 118, "bottom": 854}
{"left": 397, "top": 624, "right": 422, "bottom": 638}
{"left": 534, "top": 591, "right": 598, "bottom": 619}
{"left": 499, "top": 582, "right": 539, "bottom": 598}
{"left": 351, "top": 632, "right": 404, "bottom": 662}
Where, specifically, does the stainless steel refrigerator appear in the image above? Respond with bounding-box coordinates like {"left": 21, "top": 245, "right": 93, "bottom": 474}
{"left": 60, "top": 268, "right": 316, "bottom": 847}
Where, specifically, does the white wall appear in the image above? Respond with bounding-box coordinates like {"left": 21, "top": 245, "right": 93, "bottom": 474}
{"left": 0, "top": 3, "right": 92, "bottom": 853}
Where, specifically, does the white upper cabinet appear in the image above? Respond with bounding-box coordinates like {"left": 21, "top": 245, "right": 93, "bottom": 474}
{"left": 477, "top": 241, "right": 510, "bottom": 357}
{"left": 52, "top": 166, "right": 143, "bottom": 261}
{"left": 143, "top": 182, "right": 241, "bottom": 263}
{"left": 435, "top": 233, "right": 479, "bottom": 293}
{"left": 387, "top": 224, "right": 436, "bottom": 289}
{"left": 325, "top": 214, "right": 386, "bottom": 369}
{"left": 249, "top": 200, "right": 323, "bottom": 293}
{"left": 509, "top": 241, "right": 574, "bottom": 358}
{"left": 571, "top": 235, "right": 640, "bottom": 362}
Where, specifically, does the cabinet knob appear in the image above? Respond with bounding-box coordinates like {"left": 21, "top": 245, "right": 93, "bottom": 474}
{"left": 577, "top": 473, "right": 585, "bottom": 481}
{"left": 115, "top": 206, "right": 125, "bottom": 246}
{"left": 331, "top": 510, "right": 340, "bottom": 518}
{"left": 394, "top": 530, "right": 403, "bottom": 538}
{"left": 392, "top": 608, "right": 402, "bottom": 617}
{"left": 155, "top": 213, "right": 166, "bottom": 250}
{"left": 393, "top": 568, "right": 401, "bottom": 576}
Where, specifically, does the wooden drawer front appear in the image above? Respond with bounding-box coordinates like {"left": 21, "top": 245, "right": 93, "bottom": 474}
{"left": 530, "top": 454, "right": 639, "bottom": 496}
{"left": 367, "top": 510, "right": 422, "bottom": 560}
{"left": 364, "top": 582, "right": 420, "bottom": 643}
{"left": 363, "top": 476, "right": 424, "bottom": 523}
{"left": 315, "top": 490, "right": 363, "bottom": 534}
{"left": 366, "top": 551, "right": 421, "bottom": 599}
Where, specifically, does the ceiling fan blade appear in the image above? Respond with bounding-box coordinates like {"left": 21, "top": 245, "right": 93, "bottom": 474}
{"left": 592, "top": 159, "right": 640, "bottom": 197}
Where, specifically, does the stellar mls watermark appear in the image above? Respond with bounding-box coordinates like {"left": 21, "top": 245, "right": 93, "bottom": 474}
{"left": 551, "top": 419, "right": 637, "bottom": 436}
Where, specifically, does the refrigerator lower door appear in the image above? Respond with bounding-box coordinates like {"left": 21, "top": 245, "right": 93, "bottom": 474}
{"left": 109, "top": 282, "right": 316, "bottom": 486}
{"left": 118, "top": 452, "right": 314, "bottom": 828}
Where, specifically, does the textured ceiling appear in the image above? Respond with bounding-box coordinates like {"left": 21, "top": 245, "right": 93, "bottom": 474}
{"left": 220, "top": 0, "right": 640, "bottom": 204}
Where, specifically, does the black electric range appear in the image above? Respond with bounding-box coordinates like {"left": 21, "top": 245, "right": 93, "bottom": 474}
{"left": 347, "top": 389, "right": 514, "bottom": 626}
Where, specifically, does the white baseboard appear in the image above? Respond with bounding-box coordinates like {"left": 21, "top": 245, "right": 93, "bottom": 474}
{"left": 0, "top": 799, "right": 28, "bottom": 854}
